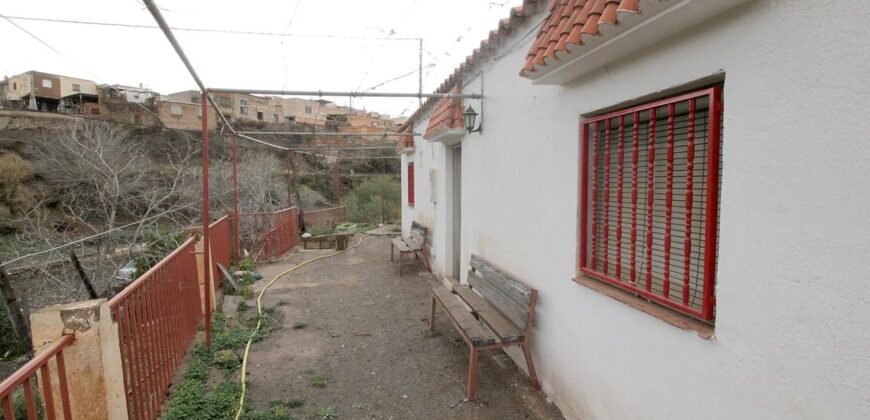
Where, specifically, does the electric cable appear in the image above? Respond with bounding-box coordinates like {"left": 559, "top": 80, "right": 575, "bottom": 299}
{"left": 0, "top": 190, "right": 233, "bottom": 269}
{"left": 1, "top": 15, "right": 421, "bottom": 41}
{"left": 0, "top": 13, "right": 169, "bottom": 127}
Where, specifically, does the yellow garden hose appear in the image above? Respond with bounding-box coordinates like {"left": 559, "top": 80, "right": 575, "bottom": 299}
{"left": 233, "top": 234, "right": 367, "bottom": 420}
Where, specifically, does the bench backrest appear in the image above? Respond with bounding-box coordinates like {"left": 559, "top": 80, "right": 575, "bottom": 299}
{"left": 468, "top": 254, "right": 537, "bottom": 330}
{"left": 409, "top": 221, "right": 427, "bottom": 248}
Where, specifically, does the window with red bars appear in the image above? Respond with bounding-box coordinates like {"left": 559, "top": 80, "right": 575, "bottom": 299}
{"left": 408, "top": 163, "right": 415, "bottom": 206}
{"left": 579, "top": 87, "right": 723, "bottom": 322}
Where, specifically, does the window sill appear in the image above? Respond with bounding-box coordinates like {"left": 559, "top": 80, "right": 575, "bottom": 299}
{"left": 573, "top": 275, "right": 714, "bottom": 340}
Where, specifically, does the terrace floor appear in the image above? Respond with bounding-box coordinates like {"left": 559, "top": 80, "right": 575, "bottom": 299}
{"left": 227, "top": 231, "right": 564, "bottom": 419}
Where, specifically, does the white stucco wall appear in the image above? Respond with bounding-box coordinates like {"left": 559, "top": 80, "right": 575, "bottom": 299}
{"left": 405, "top": 1, "right": 870, "bottom": 419}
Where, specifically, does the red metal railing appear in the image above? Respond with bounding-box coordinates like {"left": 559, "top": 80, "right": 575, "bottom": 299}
{"left": 260, "top": 208, "right": 299, "bottom": 260}
{"left": 579, "top": 87, "right": 722, "bottom": 321}
{"left": 109, "top": 237, "right": 202, "bottom": 420}
{"left": 209, "top": 216, "right": 232, "bottom": 287}
{"left": 0, "top": 334, "right": 74, "bottom": 420}
{"left": 303, "top": 206, "right": 347, "bottom": 230}
{"left": 239, "top": 207, "right": 300, "bottom": 261}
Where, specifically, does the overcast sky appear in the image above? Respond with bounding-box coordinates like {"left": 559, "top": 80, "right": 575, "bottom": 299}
{"left": 0, "top": 1, "right": 517, "bottom": 117}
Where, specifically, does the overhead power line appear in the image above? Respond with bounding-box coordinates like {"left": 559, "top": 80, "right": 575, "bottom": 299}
{"left": 363, "top": 64, "right": 435, "bottom": 93}
{"left": 0, "top": 190, "right": 232, "bottom": 269}
{"left": 0, "top": 13, "right": 169, "bottom": 127}
{"left": 1, "top": 15, "right": 421, "bottom": 41}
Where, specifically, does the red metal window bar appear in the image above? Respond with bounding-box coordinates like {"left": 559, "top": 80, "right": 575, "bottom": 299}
{"left": 579, "top": 87, "right": 723, "bottom": 321}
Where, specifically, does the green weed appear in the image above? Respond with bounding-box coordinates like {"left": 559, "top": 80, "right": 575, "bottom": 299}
{"left": 314, "top": 406, "right": 337, "bottom": 419}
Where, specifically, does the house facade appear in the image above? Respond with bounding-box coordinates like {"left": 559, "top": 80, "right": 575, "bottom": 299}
{"left": 2, "top": 71, "right": 101, "bottom": 114}
{"left": 2, "top": 71, "right": 62, "bottom": 111}
{"left": 206, "top": 91, "right": 272, "bottom": 123}
{"left": 105, "top": 84, "right": 158, "bottom": 104}
{"left": 277, "top": 97, "right": 336, "bottom": 126}
{"left": 156, "top": 100, "right": 217, "bottom": 131}
{"left": 400, "top": 1, "right": 870, "bottom": 419}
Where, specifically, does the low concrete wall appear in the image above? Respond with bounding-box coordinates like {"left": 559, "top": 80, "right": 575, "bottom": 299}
{"left": 30, "top": 299, "right": 128, "bottom": 419}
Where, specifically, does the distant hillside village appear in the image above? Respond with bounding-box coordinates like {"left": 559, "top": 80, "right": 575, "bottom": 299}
{"left": 0, "top": 70, "right": 407, "bottom": 133}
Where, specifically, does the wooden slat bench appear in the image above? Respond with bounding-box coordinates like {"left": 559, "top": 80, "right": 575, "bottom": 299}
{"left": 429, "top": 254, "right": 540, "bottom": 400}
{"left": 390, "top": 221, "right": 429, "bottom": 276}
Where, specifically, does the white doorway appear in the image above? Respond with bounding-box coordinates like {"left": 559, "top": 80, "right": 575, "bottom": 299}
{"left": 448, "top": 145, "right": 462, "bottom": 279}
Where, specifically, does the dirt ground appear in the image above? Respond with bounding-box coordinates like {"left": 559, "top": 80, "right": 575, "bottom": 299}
{"left": 229, "top": 232, "right": 564, "bottom": 420}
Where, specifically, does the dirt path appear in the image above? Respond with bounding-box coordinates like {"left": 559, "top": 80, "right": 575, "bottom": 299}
{"left": 233, "top": 234, "right": 564, "bottom": 419}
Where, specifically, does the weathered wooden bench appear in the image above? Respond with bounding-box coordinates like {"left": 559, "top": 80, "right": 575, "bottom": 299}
{"left": 390, "top": 221, "right": 428, "bottom": 276}
{"left": 429, "top": 254, "right": 540, "bottom": 401}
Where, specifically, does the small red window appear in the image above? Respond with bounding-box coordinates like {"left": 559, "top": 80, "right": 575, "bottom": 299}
{"left": 407, "top": 163, "right": 415, "bottom": 206}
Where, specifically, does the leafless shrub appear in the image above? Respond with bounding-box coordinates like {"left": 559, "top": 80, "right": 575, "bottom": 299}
{"left": 0, "top": 152, "right": 36, "bottom": 215}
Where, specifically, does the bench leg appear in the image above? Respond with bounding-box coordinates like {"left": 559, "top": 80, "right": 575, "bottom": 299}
{"left": 429, "top": 295, "right": 436, "bottom": 331}
{"left": 521, "top": 341, "right": 541, "bottom": 391}
{"left": 467, "top": 347, "right": 479, "bottom": 401}
{"left": 399, "top": 252, "right": 403, "bottom": 276}
{"left": 390, "top": 243, "right": 394, "bottom": 261}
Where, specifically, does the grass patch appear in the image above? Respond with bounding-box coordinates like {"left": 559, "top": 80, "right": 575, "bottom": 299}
{"left": 237, "top": 300, "right": 250, "bottom": 313}
{"left": 240, "top": 286, "right": 254, "bottom": 300}
{"left": 272, "top": 399, "right": 304, "bottom": 409}
{"left": 237, "top": 257, "right": 256, "bottom": 272}
{"left": 310, "top": 374, "right": 328, "bottom": 389}
{"left": 314, "top": 406, "right": 337, "bottom": 419}
{"left": 162, "top": 311, "right": 286, "bottom": 420}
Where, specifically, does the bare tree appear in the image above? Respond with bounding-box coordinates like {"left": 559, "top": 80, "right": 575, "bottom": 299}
{"left": 194, "top": 149, "right": 288, "bottom": 216}
{"left": 29, "top": 120, "right": 196, "bottom": 234}
{"left": 13, "top": 120, "right": 197, "bottom": 306}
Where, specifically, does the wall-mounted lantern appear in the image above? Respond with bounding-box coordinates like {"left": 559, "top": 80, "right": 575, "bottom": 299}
{"left": 463, "top": 105, "right": 482, "bottom": 134}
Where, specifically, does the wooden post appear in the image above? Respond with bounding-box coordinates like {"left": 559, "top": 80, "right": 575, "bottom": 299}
{"left": 69, "top": 251, "right": 98, "bottom": 299}
{"left": 0, "top": 264, "right": 32, "bottom": 354}
{"left": 467, "top": 347, "right": 479, "bottom": 401}
{"left": 429, "top": 296, "right": 436, "bottom": 331}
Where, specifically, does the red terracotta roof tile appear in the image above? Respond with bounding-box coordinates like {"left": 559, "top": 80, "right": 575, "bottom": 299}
{"left": 401, "top": 0, "right": 643, "bottom": 131}
{"left": 521, "top": 0, "right": 639, "bottom": 77}
{"left": 396, "top": 134, "right": 415, "bottom": 152}
{"left": 423, "top": 85, "right": 464, "bottom": 140}
{"left": 401, "top": 0, "right": 542, "bottom": 133}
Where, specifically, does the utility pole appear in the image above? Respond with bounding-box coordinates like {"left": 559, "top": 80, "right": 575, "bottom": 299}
{"left": 418, "top": 38, "right": 423, "bottom": 108}
{"left": 201, "top": 91, "right": 212, "bottom": 346}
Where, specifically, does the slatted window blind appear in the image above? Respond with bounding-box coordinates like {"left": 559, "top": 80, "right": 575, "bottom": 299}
{"left": 408, "top": 163, "right": 415, "bottom": 206}
{"left": 579, "top": 87, "right": 723, "bottom": 322}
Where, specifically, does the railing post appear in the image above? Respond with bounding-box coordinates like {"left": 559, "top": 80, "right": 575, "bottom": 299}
{"left": 30, "top": 299, "right": 128, "bottom": 419}
{"left": 194, "top": 237, "right": 216, "bottom": 318}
